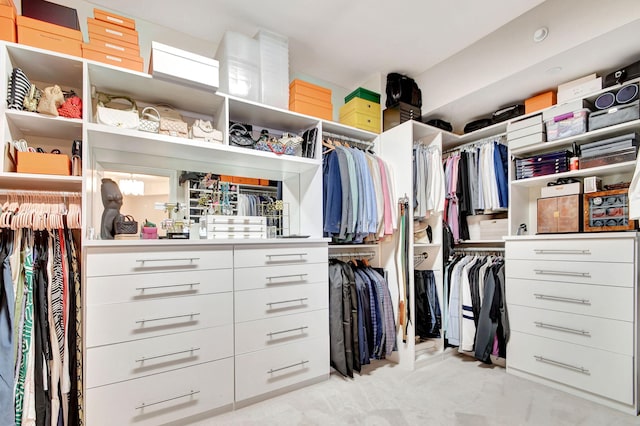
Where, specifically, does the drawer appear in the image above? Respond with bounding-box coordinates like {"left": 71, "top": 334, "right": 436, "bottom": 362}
{"left": 86, "top": 292, "right": 232, "bottom": 347}
{"left": 506, "top": 278, "right": 633, "bottom": 322}
{"left": 506, "top": 238, "right": 635, "bottom": 263}
{"left": 234, "top": 244, "right": 328, "bottom": 268}
{"left": 86, "top": 246, "right": 232, "bottom": 277}
{"left": 207, "top": 224, "right": 265, "bottom": 232}
{"left": 506, "top": 259, "right": 634, "bottom": 287}
{"left": 207, "top": 215, "right": 266, "bottom": 225}
{"left": 340, "top": 97, "right": 381, "bottom": 118}
{"left": 235, "top": 337, "right": 329, "bottom": 401}
{"left": 85, "top": 358, "right": 233, "bottom": 426}
{"left": 235, "top": 310, "right": 328, "bottom": 354}
{"left": 207, "top": 232, "right": 266, "bottom": 240}
{"left": 234, "top": 262, "right": 327, "bottom": 291}
{"left": 508, "top": 305, "right": 632, "bottom": 355}
{"left": 86, "top": 325, "right": 233, "bottom": 388}
{"left": 234, "top": 282, "right": 328, "bottom": 323}
{"left": 507, "top": 331, "right": 633, "bottom": 405}
{"left": 86, "top": 269, "right": 232, "bottom": 305}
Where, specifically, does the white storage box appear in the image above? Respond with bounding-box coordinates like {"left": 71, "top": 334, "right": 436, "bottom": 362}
{"left": 149, "top": 42, "right": 219, "bottom": 91}
{"left": 557, "top": 76, "right": 602, "bottom": 103}
{"left": 254, "top": 29, "right": 289, "bottom": 109}
{"left": 479, "top": 218, "right": 508, "bottom": 240}
{"left": 206, "top": 215, "right": 267, "bottom": 239}
{"left": 508, "top": 133, "right": 546, "bottom": 150}
{"left": 507, "top": 114, "right": 542, "bottom": 132}
{"left": 540, "top": 182, "right": 582, "bottom": 198}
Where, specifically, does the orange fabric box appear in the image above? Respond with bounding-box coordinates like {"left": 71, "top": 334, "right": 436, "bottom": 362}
{"left": 87, "top": 18, "right": 138, "bottom": 45}
{"left": 0, "top": 1, "right": 16, "bottom": 20}
{"left": 289, "top": 79, "right": 332, "bottom": 103}
{"left": 82, "top": 45, "right": 143, "bottom": 72}
{"left": 94, "top": 8, "right": 135, "bottom": 30}
{"left": 289, "top": 99, "right": 332, "bottom": 121}
{"left": 84, "top": 40, "right": 140, "bottom": 61}
{"left": 17, "top": 16, "right": 82, "bottom": 57}
{"left": 525, "top": 91, "right": 557, "bottom": 114}
{"left": 290, "top": 91, "right": 332, "bottom": 109}
{"left": 0, "top": 16, "right": 16, "bottom": 42}
{"left": 88, "top": 32, "right": 140, "bottom": 57}
{"left": 17, "top": 152, "right": 71, "bottom": 176}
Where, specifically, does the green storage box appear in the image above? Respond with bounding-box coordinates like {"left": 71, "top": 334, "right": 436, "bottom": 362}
{"left": 344, "top": 87, "right": 381, "bottom": 104}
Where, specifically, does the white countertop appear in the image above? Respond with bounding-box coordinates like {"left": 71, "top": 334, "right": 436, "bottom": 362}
{"left": 82, "top": 237, "right": 330, "bottom": 247}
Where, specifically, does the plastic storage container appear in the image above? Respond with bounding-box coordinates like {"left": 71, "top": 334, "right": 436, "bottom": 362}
{"left": 545, "top": 108, "right": 589, "bottom": 141}
{"left": 216, "top": 31, "right": 260, "bottom": 101}
{"left": 254, "top": 29, "right": 289, "bottom": 109}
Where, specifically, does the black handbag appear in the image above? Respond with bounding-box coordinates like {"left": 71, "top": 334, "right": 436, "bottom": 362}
{"left": 463, "top": 118, "right": 493, "bottom": 134}
{"left": 385, "top": 72, "right": 422, "bottom": 108}
{"left": 229, "top": 123, "right": 255, "bottom": 148}
{"left": 7, "top": 68, "right": 31, "bottom": 111}
{"left": 115, "top": 214, "right": 138, "bottom": 234}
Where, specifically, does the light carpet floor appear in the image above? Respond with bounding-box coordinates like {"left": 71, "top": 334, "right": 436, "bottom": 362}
{"left": 193, "top": 352, "right": 640, "bottom": 425}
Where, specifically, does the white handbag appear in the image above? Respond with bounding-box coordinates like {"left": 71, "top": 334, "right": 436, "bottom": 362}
{"left": 190, "top": 119, "right": 223, "bottom": 143}
{"left": 139, "top": 107, "right": 160, "bottom": 133}
{"left": 95, "top": 91, "right": 140, "bottom": 130}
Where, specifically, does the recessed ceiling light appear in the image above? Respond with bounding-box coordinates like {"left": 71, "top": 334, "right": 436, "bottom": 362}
{"left": 533, "top": 27, "right": 549, "bottom": 43}
{"left": 546, "top": 66, "right": 563, "bottom": 74}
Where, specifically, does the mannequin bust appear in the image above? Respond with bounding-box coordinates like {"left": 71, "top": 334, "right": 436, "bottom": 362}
{"left": 100, "top": 178, "right": 123, "bottom": 239}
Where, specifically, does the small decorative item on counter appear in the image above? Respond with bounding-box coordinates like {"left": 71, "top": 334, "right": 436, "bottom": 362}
{"left": 142, "top": 219, "right": 158, "bottom": 239}
{"left": 114, "top": 214, "right": 139, "bottom": 235}
{"left": 37, "top": 85, "right": 65, "bottom": 116}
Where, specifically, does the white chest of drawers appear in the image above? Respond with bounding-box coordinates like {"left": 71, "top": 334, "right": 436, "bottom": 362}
{"left": 505, "top": 233, "right": 639, "bottom": 414}
{"left": 84, "top": 244, "right": 235, "bottom": 425}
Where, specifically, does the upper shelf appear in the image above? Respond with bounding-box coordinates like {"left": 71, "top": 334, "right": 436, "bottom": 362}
{"left": 227, "top": 95, "right": 319, "bottom": 133}
{"left": 6, "top": 110, "right": 83, "bottom": 140}
{"left": 511, "top": 160, "right": 636, "bottom": 188}
{"left": 86, "top": 123, "right": 321, "bottom": 180}
{"left": 0, "top": 172, "right": 82, "bottom": 192}
{"left": 6, "top": 43, "right": 83, "bottom": 89}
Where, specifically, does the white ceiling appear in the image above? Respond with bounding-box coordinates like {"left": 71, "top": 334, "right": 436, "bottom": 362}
{"left": 87, "top": 0, "right": 546, "bottom": 90}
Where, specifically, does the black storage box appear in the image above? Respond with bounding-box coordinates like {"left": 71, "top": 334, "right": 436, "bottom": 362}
{"left": 588, "top": 100, "right": 639, "bottom": 131}
{"left": 383, "top": 102, "right": 421, "bottom": 131}
{"left": 604, "top": 58, "right": 640, "bottom": 87}
{"left": 22, "top": 0, "right": 80, "bottom": 30}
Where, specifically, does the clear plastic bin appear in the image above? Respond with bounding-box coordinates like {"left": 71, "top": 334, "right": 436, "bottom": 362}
{"left": 545, "top": 108, "right": 590, "bottom": 141}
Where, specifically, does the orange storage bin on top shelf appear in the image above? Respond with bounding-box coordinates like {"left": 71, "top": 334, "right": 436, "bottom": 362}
{"left": 0, "top": 0, "right": 16, "bottom": 42}
{"left": 525, "top": 90, "right": 557, "bottom": 114}
{"left": 93, "top": 8, "right": 136, "bottom": 30}
{"left": 86, "top": 32, "right": 140, "bottom": 58}
{"left": 87, "top": 17, "right": 138, "bottom": 45}
{"left": 17, "top": 15, "right": 82, "bottom": 57}
{"left": 289, "top": 79, "right": 333, "bottom": 120}
{"left": 81, "top": 44, "right": 143, "bottom": 72}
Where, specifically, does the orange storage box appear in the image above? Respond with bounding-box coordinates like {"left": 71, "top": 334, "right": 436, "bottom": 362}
{"left": 82, "top": 45, "right": 143, "bottom": 72}
{"left": 94, "top": 8, "right": 135, "bottom": 30}
{"left": 87, "top": 32, "right": 140, "bottom": 57}
{"left": 289, "top": 99, "right": 332, "bottom": 121}
{"left": 0, "top": 0, "right": 16, "bottom": 19}
{"left": 0, "top": 17, "right": 16, "bottom": 42}
{"left": 84, "top": 40, "right": 140, "bottom": 61}
{"left": 17, "top": 15, "right": 82, "bottom": 57}
{"left": 525, "top": 91, "right": 557, "bottom": 114}
{"left": 17, "top": 152, "right": 71, "bottom": 176}
{"left": 87, "top": 18, "right": 138, "bottom": 45}
{"left": 289, "top": 79, "right": 332, "bottom": 103}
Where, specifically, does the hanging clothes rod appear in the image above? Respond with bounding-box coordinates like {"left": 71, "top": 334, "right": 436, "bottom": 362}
{"left": 453, "top": 246, "right": 505, "bottom": 253}
{"left": 443, "top": 132, "right": 507, "bottom": 155}
{"left": 0, "top": 189, "right": 81, "bottom": 197}
{"left": 322, "top": 131, "right": 375, "bottom": 147}
{"left": 328, "top": 250, "right": 376, "bottom": 259}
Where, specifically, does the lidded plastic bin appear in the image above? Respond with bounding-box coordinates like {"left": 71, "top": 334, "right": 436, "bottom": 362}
{"left": 545, "top": 108, "right": 589, "bottom": 141}
{"left": 216, "top": 31, "right": 260, "bottom": 101}
{"left": 254, "top": 29, "right": 289, "bottom": 109}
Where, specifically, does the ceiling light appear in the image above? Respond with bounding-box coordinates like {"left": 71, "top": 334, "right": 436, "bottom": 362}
{"left": 119, "top": 178, "right": 145, "bottom": 196}
{"left": 533, "top": 27, "right": 549, "bottom": 43}
{"left": 546, "top": 66, "right": 563, "bottom": 75}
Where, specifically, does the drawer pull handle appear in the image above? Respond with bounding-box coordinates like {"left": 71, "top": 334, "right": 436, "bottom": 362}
{"left": 136, "top": 282, "right": 200, "bottom": 291}
{"left": 533, "top": 249, "right": 591, "bottom": 255}
{"left": 267, "top": 360, "right": 309, "bottom": 374}
{"left": 135, "top": 257, "right": 200, "bottom": 264}
{"left": 534, "top": 355, "right": 590, "bottom": 375}
{"left": 534, "top": 322, "right": 591, "bottom": 336}
{"left": 267, "top": 326, "right": 309, "bottom": 337}
{"left": 136, "top": 313, "right": 200, "bottom": 324}
{"left": 135, "top": 347, "right": 201, "bottom": 363}
{"left": 266, "top": 253, "right": 308, "bottom": 258}
{"left": 135, "top": 390, "right": 200, "bottom": 410}
{"left": 533, "top": 293, "right": 590, "bottom": 305}
{"left": 266, "top": 298, "right": 308, "bottom": 307}
{"left": 534, "top": 269, "right": 591, "bottom": 278}
{"left": 266, "top": 273, "right": 308, "bottom": 281}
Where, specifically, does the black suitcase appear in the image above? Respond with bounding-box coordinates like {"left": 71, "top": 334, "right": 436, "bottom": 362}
{"left": 492, "top": 104, "right": 525, "bottom": 123}
{"left": 424, "top": 118, "right": 453, "bottom": 132}
{"left": 463, "top": 118, "right": 492, "bottom": 134}
{"left": 604, "top": 58, "right": 640, "bottom": 87}
{"left": 385, "top": 73, "right": 422, "bottom": 108}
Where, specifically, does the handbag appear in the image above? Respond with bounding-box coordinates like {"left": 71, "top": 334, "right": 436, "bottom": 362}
{"left": 229, "top": 123, "right": 255, "bottom": 148}
{"left": 58, "top": 95, "right": 82, "bottom": 119}
{"left": 7, "top": 67, "right": 30, "bottom": 110}
{"left": 115, "top": 214, "right": 138, "bottom": 234}
{"left": 37, "top": 85, "right": 65, "bottom": 117}
{"left": 156, "top": 105, "right": 188, "bottom": 138}
{"left": 190, "top": 119, "right": 223, "bottom": 143}
{"left": 23, "top": 84, "right": 41, "bottom": 112}
{"left": 139, "top": 106, "right": 160, "bottom": 133}
{"left": 255, "top": 137, "right": 296, "bottom": 156}
{"left": 95, "top": 91, "right": 140, "bottom": 129}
